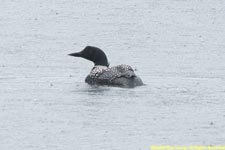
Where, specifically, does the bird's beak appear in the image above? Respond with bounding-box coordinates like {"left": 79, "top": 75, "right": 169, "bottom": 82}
{"left": 68, "top": 52, "right": 81, "bottom": 57}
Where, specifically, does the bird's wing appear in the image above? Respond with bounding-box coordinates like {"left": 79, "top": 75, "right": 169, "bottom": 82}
{"left": 98, "top": 64, "right": 136, "bottom": 81}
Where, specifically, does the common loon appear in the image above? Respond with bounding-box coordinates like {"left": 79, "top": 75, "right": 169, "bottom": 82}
{"left": 69, "top": 46, "right": 143, "bottom": 88}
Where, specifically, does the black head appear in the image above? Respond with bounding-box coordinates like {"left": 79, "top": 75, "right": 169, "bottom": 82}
{"left": 69, "top": 46, "right": 109, "bottom": 67}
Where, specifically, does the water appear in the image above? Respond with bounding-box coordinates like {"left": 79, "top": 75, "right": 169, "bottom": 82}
{"left": 1, "top": 0, "right": 225, "bottom": 149}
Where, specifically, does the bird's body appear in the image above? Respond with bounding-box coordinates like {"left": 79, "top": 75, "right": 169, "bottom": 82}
{"left": 69, "top": 46, "right": 143, "bottom": 88}
{"left": 85, "top": 64, "right": 143, "bottom": 87}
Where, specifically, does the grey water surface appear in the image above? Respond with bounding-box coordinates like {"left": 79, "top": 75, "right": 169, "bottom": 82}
{"left": 1, "top": 0, "right": 225, "bottom": 150}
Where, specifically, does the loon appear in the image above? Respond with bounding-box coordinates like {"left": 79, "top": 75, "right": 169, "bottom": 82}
{"left": 69, "top": 46, "right": 143, "bottom": 88}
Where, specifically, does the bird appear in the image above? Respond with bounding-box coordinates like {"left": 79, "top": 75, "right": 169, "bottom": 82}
{"left": 69, "top": 46, "right": 143, "bottom": 88}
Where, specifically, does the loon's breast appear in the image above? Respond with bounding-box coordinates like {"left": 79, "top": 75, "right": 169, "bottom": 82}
{"left": 85, "top": 64, "right": 143, "bottom": 87}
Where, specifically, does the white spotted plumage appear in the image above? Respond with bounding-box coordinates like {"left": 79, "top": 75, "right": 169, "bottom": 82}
{"left": 89, "top": 64, "right": 136, "bottom": 82}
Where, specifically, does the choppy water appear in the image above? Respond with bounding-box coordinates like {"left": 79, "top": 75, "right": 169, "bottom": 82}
{"left": 1, "top": 0, "right": 225, "bottom": 149}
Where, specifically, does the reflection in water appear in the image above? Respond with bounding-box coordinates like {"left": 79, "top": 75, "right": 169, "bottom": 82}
{"left": 85, "top": 85, "right": 111, "bottom": 94}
